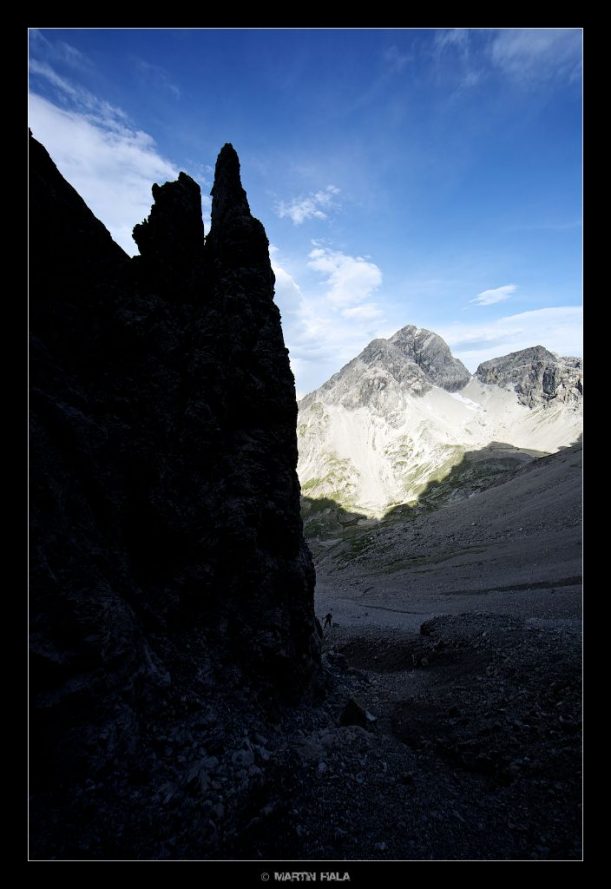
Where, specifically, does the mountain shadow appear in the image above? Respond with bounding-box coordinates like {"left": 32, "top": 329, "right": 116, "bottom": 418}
{"left": 301, "top": 440, "right": 558, "bottom": 541}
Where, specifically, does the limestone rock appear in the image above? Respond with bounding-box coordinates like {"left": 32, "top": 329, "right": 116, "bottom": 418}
{"left": 476, "top": 346, "right": 582, "bottom": 408}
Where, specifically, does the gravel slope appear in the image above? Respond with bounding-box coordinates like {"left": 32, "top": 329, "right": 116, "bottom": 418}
{"left": 314, "top": 441, "right": 582, "bottom": 632}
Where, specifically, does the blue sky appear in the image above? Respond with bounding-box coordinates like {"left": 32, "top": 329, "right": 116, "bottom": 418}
{"left": 28, "top": 27, "right": 582, "bottom": 396}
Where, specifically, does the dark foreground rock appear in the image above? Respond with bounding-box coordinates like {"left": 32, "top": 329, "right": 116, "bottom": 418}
{"left": 98, "top": 612, "right": 577, "bottom": 861}
{"left": 29, "top": 133, "right": 320, "bottom": 858}
{"left": 246, "top": 613, "right": 581, "bottom": 861}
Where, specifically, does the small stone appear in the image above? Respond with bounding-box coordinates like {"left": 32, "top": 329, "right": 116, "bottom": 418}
{"left": 340, "top": 699, "right": 369, "bottom": 728}
{"left": 231, "top": 749, "right": 255, "bottom": 768}
{"left": 203, "top": 755, "right": 219, "bottom": 771}
{"left": 256, "top": 746, "right": 271, "bottom": 762}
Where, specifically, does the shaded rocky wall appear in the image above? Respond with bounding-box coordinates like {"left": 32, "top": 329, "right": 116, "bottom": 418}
{"left": 29, "top": 133, "right": 320, "bottom": 807}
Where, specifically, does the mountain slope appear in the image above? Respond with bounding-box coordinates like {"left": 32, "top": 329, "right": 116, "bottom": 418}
{"left": 315, "top": 439, "right": 582, "bottom": 626}
{"left": 297, "top": 327, "right": 582, "bottom": 516}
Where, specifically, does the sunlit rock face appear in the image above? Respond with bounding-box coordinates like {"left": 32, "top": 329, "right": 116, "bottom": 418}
{"left": 298, "top": 328, "right": 582, "bottom": 518}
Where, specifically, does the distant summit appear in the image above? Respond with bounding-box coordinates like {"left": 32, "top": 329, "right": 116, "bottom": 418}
{"left": 300, "top": 325, "right": 470, "bottom": 414}
{"left": 388, "top": 325, "right": 471, "bottom": 392}
{"left": 298, "top": 325, "right": 582, "bottom": 517}
{"left": 476, "top": 346, "right": 582, "bottom": 408}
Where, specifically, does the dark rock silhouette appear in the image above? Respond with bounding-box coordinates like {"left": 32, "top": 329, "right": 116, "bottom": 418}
{"left": 29, "top": 133, "right": 320, "bottom": 856}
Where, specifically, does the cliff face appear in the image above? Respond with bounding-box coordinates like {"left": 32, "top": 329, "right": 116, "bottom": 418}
{"left": 296, "top": 327, "right": 582, "bottom": 518}
{"left": 476, "top": 346, "right": 583, "bottom": 408}
{"left": 29, "top": 133, "right": 320, "bottom": 853}
{"left": 388, "top": 325, "right": 471, "bottom": 393}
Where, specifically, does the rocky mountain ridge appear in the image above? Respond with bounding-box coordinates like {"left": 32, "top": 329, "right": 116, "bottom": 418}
{"left": 476, "top": 345, "right": 582, "bottom": 408}
{"left": 297, "top": 327, "right": 582, "bottom": 517}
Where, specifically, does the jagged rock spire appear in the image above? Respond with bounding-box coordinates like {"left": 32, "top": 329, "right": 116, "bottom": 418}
{"left": 132, "top": 171, "right": 204, "bottom": 270}
{"left": 30, "top": 129, "right": 320, "bottom": 855}
{"left": 210, "top": 142, "right": 251, "bottom": 228}
{"left": 207, "top": 142, "right": 271, "bottom": 269}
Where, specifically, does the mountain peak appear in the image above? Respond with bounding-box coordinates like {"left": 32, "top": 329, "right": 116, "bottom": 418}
{"left": 207, "top": 143, "right": 270, "bottom": 269}
{"left": 388, "top": 325, "right": 470, "bottom": 392}
{"left": 297, "top": 324, "right": 582, "bottom": 516}
{"left": 476, "top": 347, "right": 582, "bottom": 407}
{"left": 210, "top": 142, "right": 250, "bottom": 229}
{"left": 302, "top": 323, "right": 470, "bottom": 412}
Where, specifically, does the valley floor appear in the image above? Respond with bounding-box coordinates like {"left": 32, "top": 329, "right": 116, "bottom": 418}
{"left": 284, "top": 440, "right": 582, "bottom": 860}
{"left": 314, "top": 441, "right": 582, "bottom": 633}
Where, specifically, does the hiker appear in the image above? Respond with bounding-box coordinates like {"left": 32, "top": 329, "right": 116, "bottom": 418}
{"left": 323, "top": 612, "right": 333, "bottom": 630}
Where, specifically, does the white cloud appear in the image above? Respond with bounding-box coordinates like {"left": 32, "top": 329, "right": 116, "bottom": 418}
{"left": 471, "top": 283, "right": 517, "bottom": 306}
{"left": 270, "top": 245, "right": 303, "bottom": 313}
{"left": 488, "top": 28, "right": 582, "bottom": 84}
{"left": 276, "top": 185, "right": 340, "bottom": 225}
{"left": 268, "top": 245, "right": 388, "bottom": 396}
{"left": 342, "top": 304, "right": 383, "bottom": 321}
{"left": 439, "top": 306, "right": 582, "bottom": 371}
{"left": 307, "top": 246, "right": 382, "bottom": 307}
{"left": 29, "top": 92, "right": 179, "bottom": 255}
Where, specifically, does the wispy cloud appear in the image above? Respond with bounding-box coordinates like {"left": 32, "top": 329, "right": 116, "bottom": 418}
{"left": 29, "top": 89, "right": 179, "bottom": 255}
{"left": 430, "top": 28, "right": 581, "bottom": 94}
{"left": 433, "top": 28, "right": 483, "bottom": 92}
{"left": 276, "top": 185, "right": 340, "bottom": 225}
{"left": 434, "top": 28, "right": 471, "bottom": 59}
{"left": 29, "top": 58, "right": 129, "bottom": 131}
{"left": 383, "top": 45, "right": 412, "bottom": 73}
{"left": 30, "top": 29, "right": 92, "bottom": 70}
{"left": 439, "top": 306, "right": 582, "bottom": 371}
{"left": 506, "top": 220, "right": 582, "bottom": 233}
{"left": 488, "top": 28, "right": 582, "bottom": 85}
{"left": 471, "top": 283, "right": 517, "bottom": 306}
{"left": 133, "top": 57, "right": 181, "bottom": 99}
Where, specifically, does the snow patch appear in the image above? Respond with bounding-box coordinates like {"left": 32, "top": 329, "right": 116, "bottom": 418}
{"left": 449, "top": 392, "right": 482, "bottom": 412}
